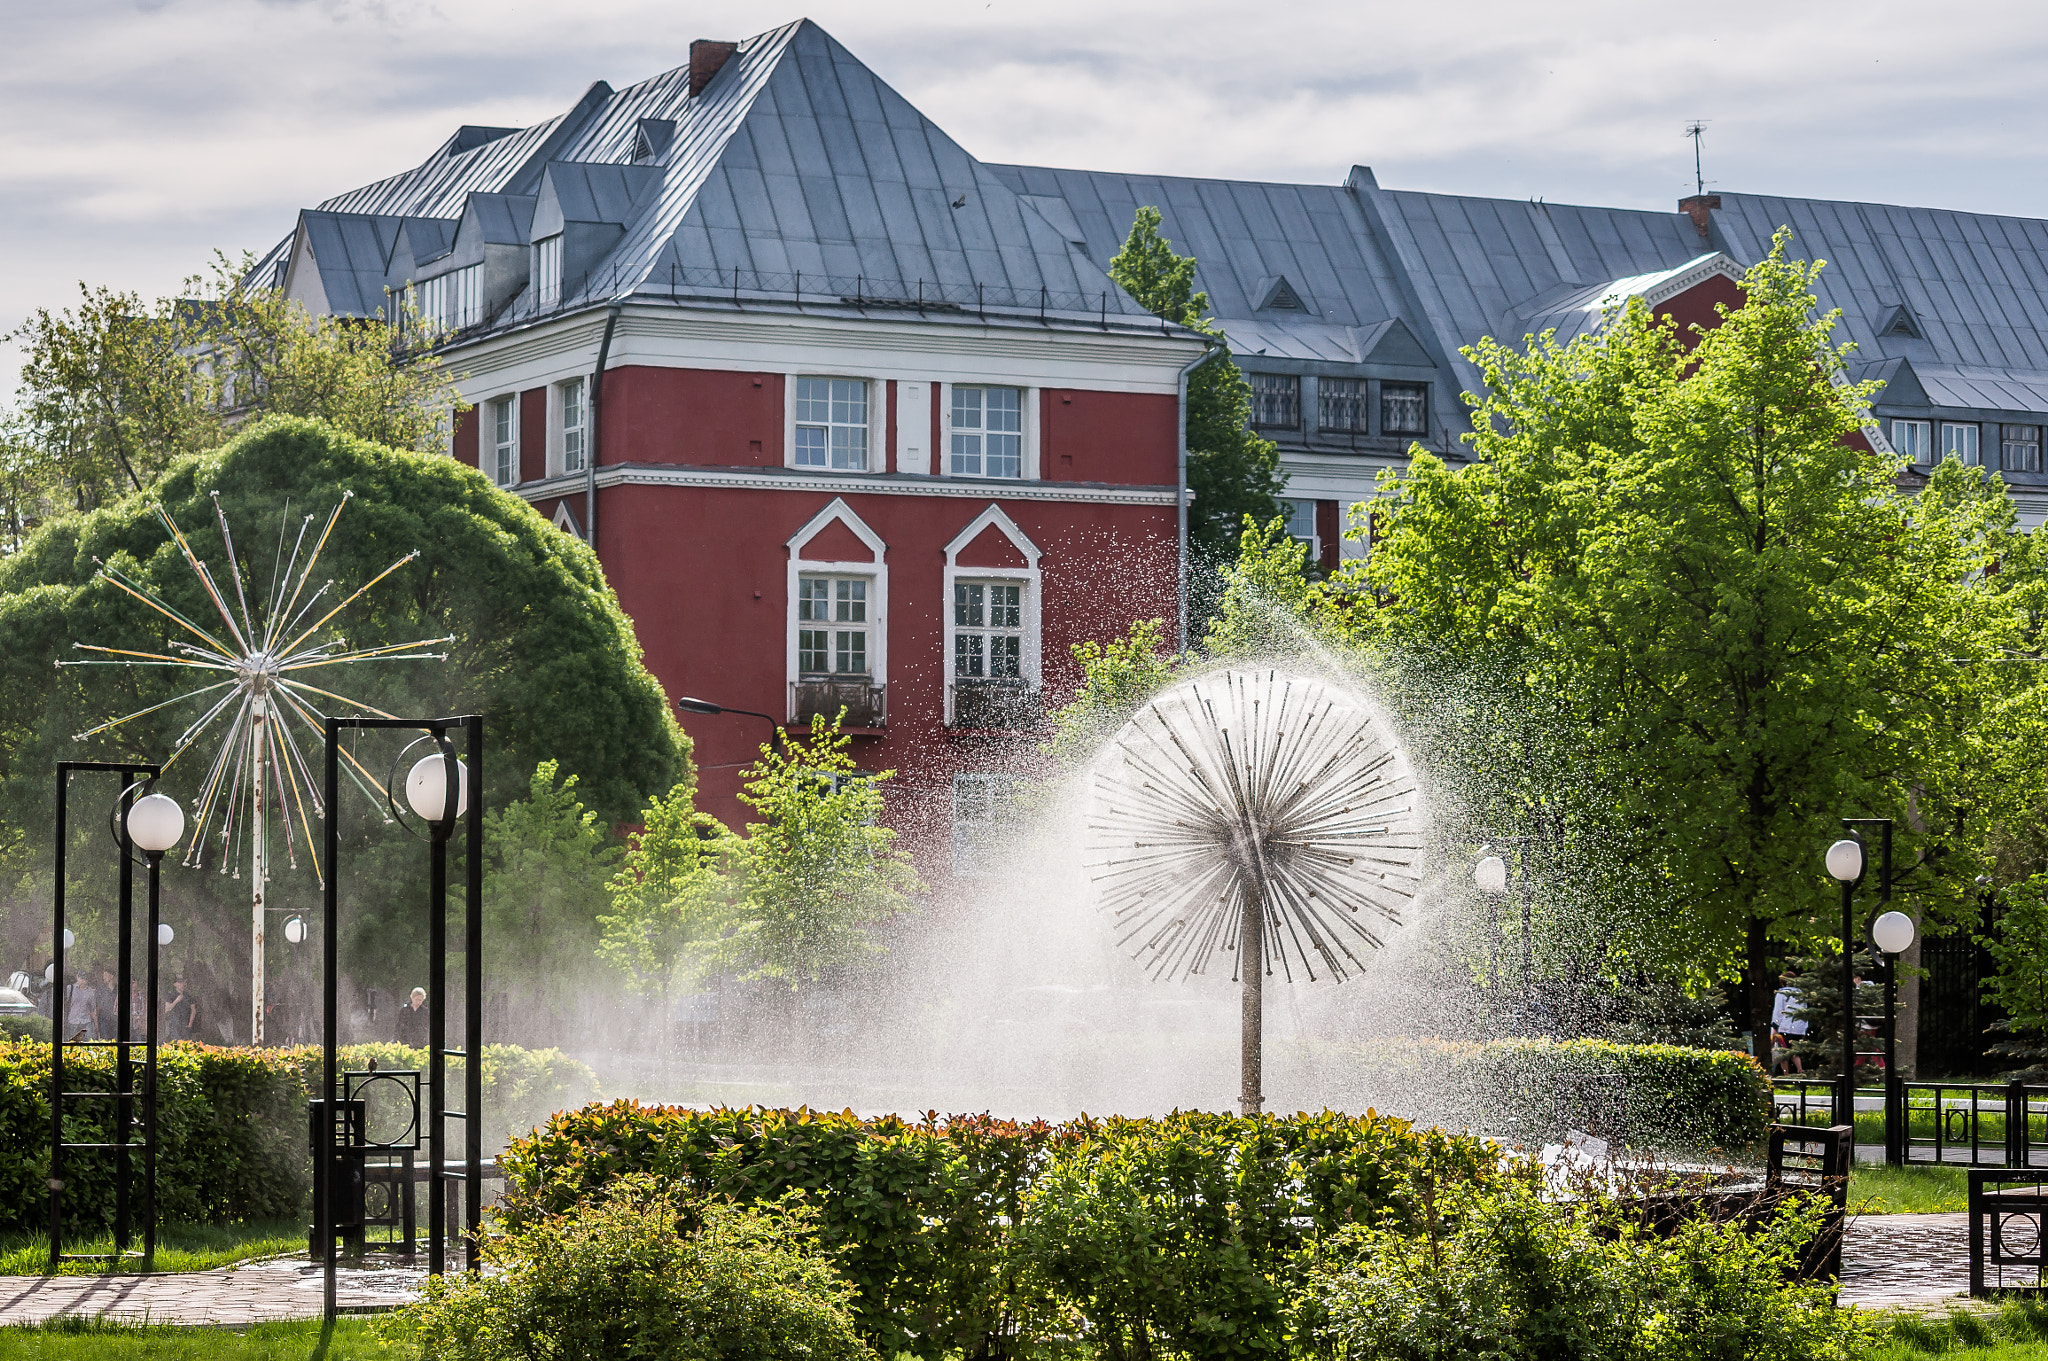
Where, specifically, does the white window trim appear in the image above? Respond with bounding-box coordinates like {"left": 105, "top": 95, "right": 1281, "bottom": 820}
{"left": 785, "top": 373, "right": 885, "bottom": 474}
{"left": 549, "top": 377, "right": 589, "bottom": 478}
{"left": 551, "top": 501, "right": 585, "bottom": 541}
{"left": 786, "top": 499, "right": 889, "bottom": 716}
{"left": 1891, "top": 418, "right": 1932, "bottom": 465}
{"left": 488, "top": 393, "right": 520, "bottom": 487}
{"left": 939, "top": 383, "right": 1039, "bottom": 480}
{"left": 951, "top": 771, "right": 1020, "bottom": 879}
{"left": 941, "top": 504, "right": 1042, "bottom": 727}
{"left": 1281, "top": 498, "right": 1320, "bottom": 561}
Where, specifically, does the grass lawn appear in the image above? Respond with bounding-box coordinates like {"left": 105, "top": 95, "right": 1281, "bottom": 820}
{"left": 1868, "top": 1302, "right": 2048, "bottom": 1358}
{"left": 0, "top": 1222, "right": 306, "bottom": 1277}
{"left": 1850, "top": 1163, "right": 1970, "bottom": 1214}
{"left": 0, "top": 1318, "right": 401, "bottom": 1359}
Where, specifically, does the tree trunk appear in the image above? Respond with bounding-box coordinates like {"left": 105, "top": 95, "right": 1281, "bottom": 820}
{"left": 1745, "top": 915, "right": 1772, "bottom": 1058}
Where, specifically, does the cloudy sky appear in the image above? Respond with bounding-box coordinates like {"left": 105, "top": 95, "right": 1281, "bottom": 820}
{"left": 5, "top": 0, "right": 2046, "bottom": 387}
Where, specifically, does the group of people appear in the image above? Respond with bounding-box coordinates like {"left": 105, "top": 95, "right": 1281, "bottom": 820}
{"left": 43, "top": 967, "right": 201, "bottom": 1043}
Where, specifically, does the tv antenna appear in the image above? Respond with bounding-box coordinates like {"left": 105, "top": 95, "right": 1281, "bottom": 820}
{"left": 1684, "top": 120, "right": 1710, "bottom": 197}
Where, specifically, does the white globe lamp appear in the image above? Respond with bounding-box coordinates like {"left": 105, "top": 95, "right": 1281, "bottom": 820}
{"left": 1872, "top": 910, "right": 1916, "bottom": 956}
{"left": 156, "top": 923, "right": 174, "bottom": 946}
{"left": 126, "top": 793, "right": 186, "bottom": 854}
{"left": 405, "top": 754, "right": 469, "bottom": 823}
{"left": 1473, "top": 855, "right": 1509, "bottom": 895}
{"left": 283, "top": 916, "right": 307, "bottom": 946}
{"left": 1824, "top": 838, "right": 1864, "bottom": 883}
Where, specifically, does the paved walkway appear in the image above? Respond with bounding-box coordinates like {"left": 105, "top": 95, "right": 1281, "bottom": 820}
{"left": 0, "top": 1213, "right": 1987, "bottom": 1326}
{"left": 1841, "top": 1211, "right": 1972, "bottom": 1311}
{"left": 0, "top": 1256, "right": 429, "bottom": 1326}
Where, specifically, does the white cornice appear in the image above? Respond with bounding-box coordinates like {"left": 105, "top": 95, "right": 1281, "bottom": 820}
{"left": 514, "top": 464, "right": 1181, "bottom": 506}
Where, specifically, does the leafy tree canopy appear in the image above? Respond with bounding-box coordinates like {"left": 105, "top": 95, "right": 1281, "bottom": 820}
{"left": 3, "top": 252, "right": 462, "bottom": 552}
{"left": 1109, "top": 207, "right": 1286, "bottom": 567}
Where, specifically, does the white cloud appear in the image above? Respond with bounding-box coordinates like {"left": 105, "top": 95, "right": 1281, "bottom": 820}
{"left": 4, "top": 0, "right": 2047, "bottom": 390}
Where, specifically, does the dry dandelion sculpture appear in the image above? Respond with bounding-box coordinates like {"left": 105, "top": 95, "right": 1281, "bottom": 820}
{"left": 1086, "top": 669, "right": 1421, "bottom": 1113}
{"left": 62, "top": 491, "right": 447, "bottom": 1042}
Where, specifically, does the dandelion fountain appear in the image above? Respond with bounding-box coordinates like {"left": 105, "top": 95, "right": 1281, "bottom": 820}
{"left": 1084, "top": 669, "right": 1424, "bottom": 1113}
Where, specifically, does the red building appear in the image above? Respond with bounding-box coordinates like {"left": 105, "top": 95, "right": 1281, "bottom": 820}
{"left": 261, "top": 21, "right": 1202, "bottom": 865}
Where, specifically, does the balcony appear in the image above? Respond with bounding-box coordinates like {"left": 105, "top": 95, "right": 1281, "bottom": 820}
{"left": 950, "top": 679, "right": 1040, "bottom": 731}
{"left": 791, "top": 678, "right": 886, "bottom": 729}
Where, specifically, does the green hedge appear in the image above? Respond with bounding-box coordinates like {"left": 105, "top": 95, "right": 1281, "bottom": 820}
{"left": 0, "top": 1039, "right": 598, "bottom": 1232}
{"left": 1323, "top": 1038, "right": 1772, "bottom": 1153}
{"left": 500, "top": 1103, "right": 1497, "bottom": 1361}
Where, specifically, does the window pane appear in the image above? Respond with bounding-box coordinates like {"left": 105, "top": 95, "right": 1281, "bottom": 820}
{"left": 2005, "top": 425, "right": 2041, "bottom": 473}
{"left": 831, "top": 379, "right": 867, "bottom": 425}
{"left": 835, "top": 630, "right": 866, "bottom": 674}
{"left": 795, "top": 377, "right": 831, "bottom": 422}
{"left": 1319, "top": 377, "right": 1364, "bottom": 432}
{"left": 990, "top": 584, "right": 1020, "bottom": 628}
{"left": 831, "top": 425, "right": 867, "bottom": 470}
{"left": 1944, "top": 423, "right": 1980, "bottom": 466}
{"left": 987, "top": 433, "right": 1021, "bottom": 478}
{"left": 985, "top": 387, "right": 1021, "bottom": 432}
{"left": 991, "top": 636, "right": 1020, "bottom": 678}
{"left": 955, "top": 582, "right": 983, "bottom": 627}
{"left": 794, "top": 427, "right": 828, "bottom": 468}
{"left": 1382, "top": 384, "right": 1427, "bottom": 436}
{"left": 955, "top": 632, "right": 984, "bottom": 677}
{"left": 798, "top": 578, "right": 825, "bottom": 622}
{"left": 953, "top": 386, "right": 984, "bottom": 430}
{"left": 799, "top": 629, "right": 829, "bottom": 673}
{"left": 951, "top": 430, "right": 982, "bottom": 476}
{"left": 494, "top": 398, "right": 513, "bottom": 445}
{"left": 1250, "top": 374, "right": 1299, "bottom": 428}
{"left": 1892, "top": 420, "right": 1930, "bottom": 464}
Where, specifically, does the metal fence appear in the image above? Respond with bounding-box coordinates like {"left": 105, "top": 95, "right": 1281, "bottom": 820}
{"left": 1770, "top": 1078, "right": 1841, "bottom": 1130}
{"left": 1901, "top": 1080, "right": 2048, "bottom": 1168}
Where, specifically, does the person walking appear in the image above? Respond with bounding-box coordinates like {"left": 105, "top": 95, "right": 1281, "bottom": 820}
{"left": 95, "top": 967, "right": 122, "bottom": 1041}
{"left": 394, "top": 987, "right": 429, "bottom": 1048}
{"left": 163, "top": 977, "right": 197, "bottom": 1042}
{"left": 64, "top": 972, "right": 98, "bottom": 1041}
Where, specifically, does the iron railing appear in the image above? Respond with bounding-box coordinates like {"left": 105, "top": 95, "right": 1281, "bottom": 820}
{"left": 1769, "top": 1078, "right": 1841, "bottom": 1131}
{"left": 1899, "top": 1080, "right": 2048, "bottom": 1168}
{"left": 791, "top": 679, "right": 885, "bottom": 729}
{"left": 1317, "top": 377, "right": 1365, "bottom": 433}
{"left": 950, "top": 679, "right": 1039, "bottom": 730}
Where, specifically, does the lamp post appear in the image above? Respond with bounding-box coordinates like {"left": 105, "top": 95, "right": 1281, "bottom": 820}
{"left": 1824, "top": 818, "right": 1892, "bottom": 1136}
{"left": 124, "top": 790, "right": 183, "bottom": 1271}
{"left": 1872, "top": 909, "right": 1917, "bottom": 1165}
{"left": 1473, "top": 849, "right": 1531, "bottom": 1029}
{"left": 676, "top": 696, "right": 786, "bottom": 755}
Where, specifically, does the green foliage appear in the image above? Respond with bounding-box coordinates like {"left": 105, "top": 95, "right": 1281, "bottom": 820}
{"left": 1109, "top": 207, "right": 1285, "bottom": 564}
{"left": 500, "top": 1101, "right": 1493, "bottom": 1361}
{"left": 0, "top": 1017, "right": 49, "bottom": 1044}
{"left": 1350, "top": 235, "right": 2025, "bottom": 1011}
{"left": 722, "top": 718, "right": 920, "bottom": 987}
{"left": 0, "top": 1039, "right": 596, "bottom": 1231}
{"left": 1016, "top": 1111, "right": 1495, "bottom": 1361}
{"left": 0, "top": 417, "right": 685, "bottom": 997}
{"left": 395, "top": 1175, "right": 873, "bottom": 1361}
{"left": 483, "top": 760, "right": 622, "bottom": 1038}
{"left": 4, "top": 252, "right": 464, "bottom": 541}
{"left": 0, "top": 1317, "right": 401, "bottom": 1360}
{"left": 1782, "top": 952, "right": 1884, "bottom": 1077}
{"left": 0, "top": 1217, "right": 307, "bottom": 1276}
{"left": 1044, "top": 617, "right": 1183, "bottom": 760}
{"left": 599, "top": 777, "right": 734, "bottom": 999}
{"left": 1294, "top": 1172, "right": 1861, "bottom": 1361}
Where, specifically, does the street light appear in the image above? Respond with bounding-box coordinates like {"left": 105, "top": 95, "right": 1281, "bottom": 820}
{"left": 1873, "top": 908, "right": 1916, "bottom": 1165}
{"left": 283, "top": 916, "right": 307, "bottom": 946}
{"left": 1824, "top": 818, "right": 1893, "bottom": 1139}
{"left": 675, "top": 697, "right": 786, "bottom": 754}
{"left": 1473, "top": 856, "right": 1509, "bottom": 895}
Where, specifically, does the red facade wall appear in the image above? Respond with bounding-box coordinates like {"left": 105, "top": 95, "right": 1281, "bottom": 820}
{"left": 1315, "top": 500, "right": 1341, "bottom": 573}
{"left": 1042, "top": 389, "right": 1178, "bottom": 484}
{"left": 594, "top": 480, "right": 1177, "bottom": 843}
{"left": 520, "top": 388, "right": 547, "bottom": 484}
{"left": 1658, "top": 274, "right": 1744, "bottom": 347}
{"left": 599, "top": 366, "right": 784, "bottom": 467}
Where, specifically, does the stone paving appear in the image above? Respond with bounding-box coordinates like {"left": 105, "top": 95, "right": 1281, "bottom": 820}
{"left": 0, "top": 1212, "right": 1992, "bottom": 1326}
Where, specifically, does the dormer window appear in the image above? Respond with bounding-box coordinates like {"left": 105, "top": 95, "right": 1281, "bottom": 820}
{"left": 1249, "top": 374, "right": 1299, "bottom": 429}
{"left": 416, "top": 265, "right": 482, "bottom": 331}
{"left": 1381, "top": 382, "right": 1429, "bottom": 437}
{"left": 534, "top": 234, "right": 563, "bottom": 309}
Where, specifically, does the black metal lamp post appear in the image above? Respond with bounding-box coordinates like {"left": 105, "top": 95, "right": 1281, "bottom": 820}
{"left": 1871, "top": 908, "right": 1917, "bottom": 1164}
{"left": 1824, "top": 818, "right": 1893, "bottom": 1136}
{"left": 124, "top": 791, "right": 183, "bottom": 1270}
{"left": 676, "top": 696, "right": 786, "bottom": 754}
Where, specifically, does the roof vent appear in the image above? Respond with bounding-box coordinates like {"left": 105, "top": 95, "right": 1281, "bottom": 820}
{"left": 690, "top": 40, "right": 738, "bottom": 97}
{"left": 633, "top": 118, "right": 676, "bottom": 163}
{"left": 1878, "top": 304, "right": 1921, "bottom": 339}
{"left": 1255, "top": 276, "right": 1306, "bottom": 311}
{"left": 441, "top": 125, "right": 519, "bottom": 159}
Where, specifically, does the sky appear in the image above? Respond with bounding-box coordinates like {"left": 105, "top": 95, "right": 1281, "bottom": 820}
{"left": 5, "top": 0, "right": 2048, "bottom": 389}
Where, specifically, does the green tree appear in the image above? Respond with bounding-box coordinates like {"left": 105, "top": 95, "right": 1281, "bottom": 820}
{"left": 1357, "top": 232, "right": 2021, "bottom": 1035}
{"left": 599, "top": 777, "right": 734, "bottom": 1001}
{"left": 0, "top": 416, "right": 685, "bottom": 1013}
{"left": 484, "top": 761, "right": 623, "bottom": 1041}
{"left": 1109, "top": 208, "right": 1286, "bottom": 565}
{"left": 721, "top": 719, "right": 920, "bottom": 992}
{"left": 5, "top": 251, "right": 463, "bottom": 543}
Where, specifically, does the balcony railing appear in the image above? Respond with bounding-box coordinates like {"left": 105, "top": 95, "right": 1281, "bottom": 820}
{"left": 950, "top": 679, "right": 1040, "bottom": 730}
{"left": 791, "top": 678, "right": 886, "bottom": 729}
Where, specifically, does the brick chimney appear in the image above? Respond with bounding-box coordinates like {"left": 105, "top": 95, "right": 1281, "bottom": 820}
{"left": 690, "top": 40, "right": 737, "bottom": 96}
{"left": 1679, "top": 194, "right": 1721, "bottom": 241}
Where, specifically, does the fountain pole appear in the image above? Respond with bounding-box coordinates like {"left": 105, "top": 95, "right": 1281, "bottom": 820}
{"left": 1240, "top": 882, "right": 1264, "bottom": 1116}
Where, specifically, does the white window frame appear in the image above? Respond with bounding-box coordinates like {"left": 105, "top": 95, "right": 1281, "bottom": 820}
{"left": 787, "top": 375, "right": 880, "bottom": 472}
{"left": 786, "top": 499, "right": 889, "bottom": 712}
{"left": 1891, "top": 419, "right": 1932, "bottom": 465}
{"left": 488, "top": 394, "right": 519, "bottom": 487}
{"left": 534, "top": 234, "right": 563, "bottom": 309}
{"left": 797, "top": 575, "right": 874, "bottom": 678}
{"left": 1381, "top": 381, "right": 1429, "bottom": 437}
{"left": 1943, "top": 421, "right": 1981, "bottom": 467}
{"left": 940, "top": 383, "right": 1039, "bottom": 480}
{"left": 1281, "top": 498, "right": 1319, "bottom": 559}
{"left": 2005, "top": 423, "right": 2043, "bottom": 474}
{"left": 941, "top": 504, "right": 1042, "bottom": 727}
{"left": 551, "top": 377, "right": 587, "bottom": 476}
{"left": 951, "top": 579, "right": 1026, "bottom": 681}
{"left": 951, "top": 772, "right": 1019, "bottom": 879}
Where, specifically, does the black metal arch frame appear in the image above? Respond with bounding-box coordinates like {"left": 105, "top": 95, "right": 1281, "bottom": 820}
{"left": 318, "top": 715, "right": 481, "bottom": 1319}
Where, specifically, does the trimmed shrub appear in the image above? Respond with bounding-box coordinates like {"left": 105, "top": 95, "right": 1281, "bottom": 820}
{"left": 394, "top": 1175, "right": 874, "bottom": 1361}
{"left": 0, "top": 1039, "right": 597, "bottom": 1231}
{"left": 0, "top": 1017, "right": 51, "bottom": 1043}
{"left": 1322, "top": 1038, "right": 1771, "bottom": 1153}
{"left": 500, "top": 1103, "right": 1495, "bottom": 1361}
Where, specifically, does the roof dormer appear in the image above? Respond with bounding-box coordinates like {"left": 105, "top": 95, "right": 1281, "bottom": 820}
{"left": 632, "top": 118, "right": 676, "bottom": 164}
